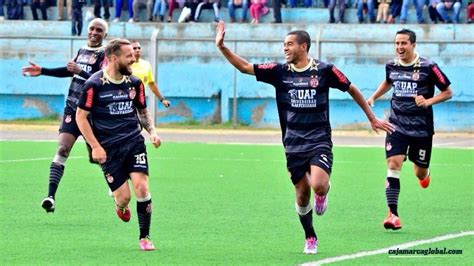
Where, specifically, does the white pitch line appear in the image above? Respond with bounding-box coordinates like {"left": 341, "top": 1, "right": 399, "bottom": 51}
{"left": 0, "top": 156, "right": 85, "bottom": 163}
{"left": 300, "top": 231, "right": 474, "bottom": 266}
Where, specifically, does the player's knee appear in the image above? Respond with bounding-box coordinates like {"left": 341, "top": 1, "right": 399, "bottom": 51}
{"left": 134, "top": 183, "right": 149, "bottom": 197}
{"left": 57, "top": 144, "right": 71, "bottom": 158}
{"left": 415, "top": 167, "right": 429, "bottom": 179}
{"left": 295, "top": 201, "right": 312, "bottom": 216}
{"left": 314, "top": 184, "right": 328, "bottom": 196}
{"left": 115, "top": 193, "right": 131, "bottom": 206}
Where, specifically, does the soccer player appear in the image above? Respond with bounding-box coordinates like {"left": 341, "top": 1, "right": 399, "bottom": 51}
{"left": 367, "top": 29, "right": 452, "bottom": 230}
{"left": 130, "top": 40, "right": 171, "bottom": 108}
{"left": 21, "top": 18, "right": 109, "bottom": 213}
{"left": 215, "top": 21, "right": 394, "bottom": 254}
{"left": 76, "top": 38, "right": 161, "bottom": 251}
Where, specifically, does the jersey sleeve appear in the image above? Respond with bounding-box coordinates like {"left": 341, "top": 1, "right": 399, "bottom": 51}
{"left": 254, "top": 62, "right": 281, "bottom": 86}
{"left": 77, "top": 81, "right": 96, "bottom": 111}
{"left": 134, "top": 80, "right": 147, "bottom": 109}
{"left": 385, "top": 64, "right": 392, "bottom": 83}
{"left": 327, "top": 64, "right": 351, "bottom": 92}
{"left": 429, "top": 63, "right": 451, "bottom": 91}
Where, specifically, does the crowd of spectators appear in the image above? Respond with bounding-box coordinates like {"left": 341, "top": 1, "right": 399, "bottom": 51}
{"left": 0, "top": 0, "right": 472, "bottom": 26}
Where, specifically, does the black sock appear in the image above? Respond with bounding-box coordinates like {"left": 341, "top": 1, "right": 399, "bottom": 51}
{"left": 385, "top": 177, "right": 400, "bottom": 216}
{"left": 48, "top": 162, "right": 64, "bottom": 198}
{"left": 137, "top": 199, "right": 152, "bottom": 239}
{"left": 298, "top": 209, "right": 317, "bottom": 239}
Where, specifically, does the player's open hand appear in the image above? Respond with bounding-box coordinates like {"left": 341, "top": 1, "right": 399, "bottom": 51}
{"left": 215, "top": 21, "right": 226, "bottom": 49}
{"left": 92, "top": 146, "right": 107, "bottom": 164}
{"left": 22, "top": 61, "right": 41, "bottom": 77}
{"left": 370, "top": 118, "right": 395, "bottom": 134}
{"left": 150, "top": 134, "right": 161, "bottom": 148}
{"left": 414, "top": 95, "right": 429, "bottom": 108}
{"left": 67, "top": 61, "right": 82, "bottom": 74}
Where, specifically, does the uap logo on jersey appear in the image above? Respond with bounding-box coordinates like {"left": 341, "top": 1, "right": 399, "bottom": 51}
{"left": 288, "top": 88, "right": 317, "bottom": 108}
{"left": 107, "top": 101, "right": 134, "bottom": 115}
{"left": 129, "top": 87, "right": 136, "bottom": 100}
{"left": 106, "top": 173, "right": 114, "bottom": 183}
{"left": 393, "top": 81, "right": 418, "bottom": 97}
{"left": 65, "top": 115, "right": 72, "bottom": 123}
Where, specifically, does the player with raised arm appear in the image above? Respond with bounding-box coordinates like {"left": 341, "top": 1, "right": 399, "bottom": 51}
{"left": 21, "top": 18, "right": 108, "bottom": 213}
{"left": 216, "top": 21, "right": 394, "bottom": 254}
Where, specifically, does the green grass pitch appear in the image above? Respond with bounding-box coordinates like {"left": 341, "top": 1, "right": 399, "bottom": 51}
{"left": 0, "top": 141, "right": 472, "bottom": 265}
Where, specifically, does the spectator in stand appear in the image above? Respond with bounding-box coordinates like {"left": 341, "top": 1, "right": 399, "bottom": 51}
{"left": 328, "top": 0, "right": 345, "bottom": 23}
{"left": 250, "top": 0, "right": 269, "bottom": 24}
{"left": 31, "top": 0, "right": 48, "bottom": 20}
{"left": 194, "top": 0, "right": 220, "bottom": 22}
{"left": 289, "top": 0, "right": 312, "bottom": 7}
{"left": 5, "top": 0, "right": 25, "bottom": 20}
{"left": 0, "top": 0, "right": 5, "bottom": 20}
{"left": 93, "top": 0, "right": 110, "bottom": 20}
{"left": 113, "top": 0, "right": 134, "bottom": 22}
{"left": 152, "top": 0, "right": 167, "bottom": 21}
{"left": 399, "top": 0, "right": 425, "bottom": 23}
{"left": 376, "top": 0, "right": 391, "bottom": 23}
{"left": 387, "top": 0, "right": 401, "bottom": 23}
{"left": 272, "top": 0, "right": 282, "bottom": 23}
{"left": 436, "top": 0, "right": 461, "bottom": 23}
{"left": 228, "top": 0, "right": 249, "bottom": 23}
{"left": 72, "top": 0, "right": 85, "bottom": 35}
{"left": 428, "top": 0, "right": 444, "bottom": 23}
{"left": 132, "top": 0, "right": 153, "bottom": 22}
{"left": 356, "top": 0, "right": 375, "bottom": 23}
{"left": 167, "top": 0, "right": 183, "bottom": 22}
{"left": 57, "top": 0, "right": 72, "bottom": 20}
{"left": 468, "top": 1, "right": 474, "bottom": 23}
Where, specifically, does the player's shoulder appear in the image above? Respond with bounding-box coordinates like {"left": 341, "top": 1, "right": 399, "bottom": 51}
{"left": 129, "top": 74, "right": 143, "bottom": 85}
{"left": 87, "top": 70, "right": 105, "bottom": 85}
{"left": 386, "top": 58, "right": 398, "bottom": 66}
{"left": 313, "top": 59, "right": 332, "bottom": 70}
{"left": 418, "top": 56, "right": 436, "bottom": 67}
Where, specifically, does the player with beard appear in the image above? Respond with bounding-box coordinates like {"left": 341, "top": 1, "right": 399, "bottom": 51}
{"left": 215, "top": 21, "right": 394, "bottom": 254}
{"left": 76, "top": 39, "right": 161, "bottom": 251}
{"left": 367, "top": 29, "right": 452, "bottom": 230}
{"left": 21, "top": 18, "right": 109, "bottom": 213}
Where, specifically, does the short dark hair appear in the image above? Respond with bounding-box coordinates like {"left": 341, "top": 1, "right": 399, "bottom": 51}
{"left": 287, "top": 30, "right": 311, "bottom": 52}
{"left": 105, "top": 38, "right": 131, "bottom": 58}
{"left": 396, "top": 29, "right": 416, "bottom": 43}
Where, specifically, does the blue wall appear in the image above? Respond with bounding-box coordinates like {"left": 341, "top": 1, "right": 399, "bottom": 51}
{"left": 0, "top": 20, "right": 473, "bottom": 131}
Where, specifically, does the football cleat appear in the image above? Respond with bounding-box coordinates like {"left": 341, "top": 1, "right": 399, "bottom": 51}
{"left": 303, "top": 237, "right": 318, "bottom": 254}
{"left": 139, "top": 236, "right": 155, "bottom": 251}
{"left": 314, "top": 183, "right": 330, "bottom": 215}
{"left": 41, "top": 196, "right": 55, "bottom": 213}
{"left": 115, "top": 204, "right": 131, "bottom": 222}
{"left": 418, "top": 175, "right": 430, "bottom": 189}
{"left": 383, "top": 211, "right": 402, "bottom": 230}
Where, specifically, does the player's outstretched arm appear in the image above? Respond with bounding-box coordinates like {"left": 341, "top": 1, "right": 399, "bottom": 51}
{"left": 348, "top": 84, "right": 394, "bottom": 134}
{"left": 215, "top": 21, "right": 254, "bottom": 75}
{"left": 76, "top": 107, "right": 107, "bottom": 164}
{"left": 22, "top": 61, "right": 72, "bottom": 78}
{"left": 367, "top": 80, "right": 392, "bottom": 107}
{"left": 138, "top": 108, "right": 161, "bottom": 148}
